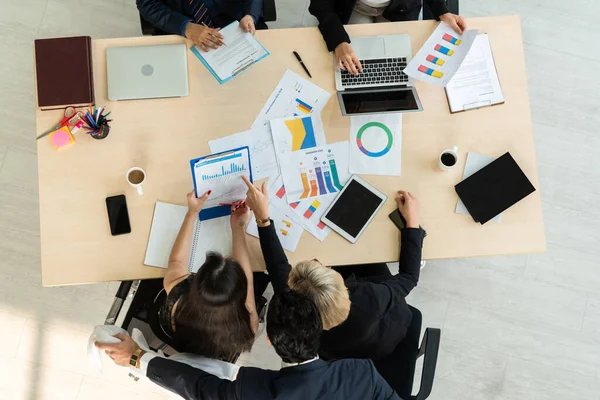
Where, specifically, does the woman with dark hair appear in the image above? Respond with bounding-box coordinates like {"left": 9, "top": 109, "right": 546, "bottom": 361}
{"left": 155, "top": 189, "right": 259, "bottom": 362}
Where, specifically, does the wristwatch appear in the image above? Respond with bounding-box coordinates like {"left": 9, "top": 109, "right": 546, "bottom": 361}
{"left": 256, "top": 217, "right": 270, "bottom": 227}
{"left": 129, "top": 348, "right": 145, "bottom": 369}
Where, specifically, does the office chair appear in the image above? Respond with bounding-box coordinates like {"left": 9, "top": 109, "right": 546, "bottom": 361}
{"left": 105, "top": 276, "right": 269, "bottom": 358}
{"left": 374, "top": 305, "right": 441, "bottom": 400}
{"left": 423, "top": 0, "right": 459, "bottom": 20}
{"left": 140, "top": 0, "right": 277, "bottom": 36}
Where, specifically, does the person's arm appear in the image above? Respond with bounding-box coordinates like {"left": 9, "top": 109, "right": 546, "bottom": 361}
{"left": 424, "top": 0, "right": 449, "bottom": 18}
{"left": 368, "top": 360, "right": 401, "bottom": 400}
{"left": 230, "top": 202, "right": 259, "bottom": 333}
{"left": 308, "top": 0, "right": 350, "bottom": 52}
{"left": 241, "top": 176, "right": 291, "bottom": 294}
{"left": 427, "top": 0, "right": 467, "bottom": 35}
{"left": 243, "top": 0, "right": 262, "bottom": 24}
{"left": 164, "top": 190, "right": 210, "bottom": 293}
{"left": 382, "top": 191, "right": 425, "bottom": 297}
{"left": 147, "top": 357, "right": 240, "bottom": 400}
{"left": 136, "top": 0, "right": 192, "bottom": 35}
{"left": 95, "top": 333, "right": 239, "bottom": 400}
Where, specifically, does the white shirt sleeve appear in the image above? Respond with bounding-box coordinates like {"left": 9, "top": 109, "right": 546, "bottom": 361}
{"left": 139, "top": 351, "right": 159, "bottom": 375}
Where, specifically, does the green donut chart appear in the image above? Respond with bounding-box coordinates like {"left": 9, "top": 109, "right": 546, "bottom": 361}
{"left": 356, "top": 122, "right": 393, "bottom": 158}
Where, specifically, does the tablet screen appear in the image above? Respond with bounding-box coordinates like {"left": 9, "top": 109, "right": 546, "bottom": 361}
{"left": 324, "top": 179, "right": 385, "bottom": 238}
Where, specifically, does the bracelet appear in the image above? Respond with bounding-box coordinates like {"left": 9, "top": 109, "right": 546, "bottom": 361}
{"left": 256, "top": 217, "right": 270, "bottom": 227}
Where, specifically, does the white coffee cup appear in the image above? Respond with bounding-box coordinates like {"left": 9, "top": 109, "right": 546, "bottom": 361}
{"left": 126, "top": 167, "right": 146, "bottom": 195}
{"left": 438, "top": 146, "right": 459, "bottom": 171}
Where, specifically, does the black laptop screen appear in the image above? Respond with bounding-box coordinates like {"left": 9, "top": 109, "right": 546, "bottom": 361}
{"left": 340, "top": 88, "right": 420, "bottom": 114}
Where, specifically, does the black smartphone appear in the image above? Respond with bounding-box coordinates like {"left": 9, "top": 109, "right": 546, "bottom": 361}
{"left": 388, "top": 209, "right": 406, "bottom": 230}
{"left": 106, "top": 194, "right": 131, "bottom": 236}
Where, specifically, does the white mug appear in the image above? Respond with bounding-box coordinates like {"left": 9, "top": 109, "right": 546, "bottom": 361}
{"left": 438, "top": 146, "right": 459, "bottom": 171}
{"left": 126, "top": 167, "right": 146, "bottom": 195}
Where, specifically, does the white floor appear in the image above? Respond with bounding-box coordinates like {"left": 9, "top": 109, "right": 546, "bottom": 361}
{"left": 1, "top": 0, "right": 599, "bottom": 398}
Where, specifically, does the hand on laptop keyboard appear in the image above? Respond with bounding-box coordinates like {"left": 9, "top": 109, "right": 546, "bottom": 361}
{"left": 335, "top": 43, "right": 363, "bottom": 76}
{"left": 340, "top": 57, "right": 409, "bottom": 87}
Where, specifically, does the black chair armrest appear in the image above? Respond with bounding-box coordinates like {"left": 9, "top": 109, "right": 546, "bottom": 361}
{"left": 140, "top": 13, "right": 156, "bottom": 36}
{"left": 263, "top": 0, "right": 277, "bottom": 22}
{"left": 104, "top": 280, "right": 134, "bottom": 325}
{"left": 413, "top": 328, "right": 441, "bottom": 400}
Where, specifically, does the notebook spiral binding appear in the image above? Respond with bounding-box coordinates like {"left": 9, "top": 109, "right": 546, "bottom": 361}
{"left": 187, "top": 217, "right": 202, "bottom": 272}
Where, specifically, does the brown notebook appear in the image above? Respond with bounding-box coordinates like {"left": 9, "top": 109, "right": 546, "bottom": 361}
{"left": 34, "top": 36, "right": 95, "bottom": 110}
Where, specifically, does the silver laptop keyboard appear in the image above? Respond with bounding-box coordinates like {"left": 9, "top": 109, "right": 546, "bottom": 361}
{"left": 341, "top": 57, "right": 408, "bottom": 87}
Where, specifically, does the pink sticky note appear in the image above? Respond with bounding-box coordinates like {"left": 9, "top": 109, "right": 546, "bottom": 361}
{"left": 50, "top": 127, "right": 74, "bottom": 149}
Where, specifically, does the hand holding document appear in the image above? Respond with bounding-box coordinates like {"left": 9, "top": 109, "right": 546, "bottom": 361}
{"left": 191, "top": 22, "right": 269, "bottom": 83}
{"left": 404, "top": 22, "right": 478, "bottom": 87}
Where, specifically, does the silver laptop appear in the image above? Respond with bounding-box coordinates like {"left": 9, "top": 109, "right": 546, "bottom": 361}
{"left": 335, "top": 34, "right": 423, "bottom": 116}
{"left": 107, "top": 44, "right": 189, "bottom": 101}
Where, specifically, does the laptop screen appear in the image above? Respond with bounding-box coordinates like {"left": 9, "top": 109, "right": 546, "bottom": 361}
{"left": 340, "top": 88, "right": 420, "bottom": 115}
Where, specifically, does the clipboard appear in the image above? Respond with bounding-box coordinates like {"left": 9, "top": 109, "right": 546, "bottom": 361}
{"left": 444, "top": 34, "right": 505, "bottom": 113}
{"left": 189, "top": 146, "right": 253, "bottom": 221}
{"left": 190, "top": 22, "right": 270, "bottom": 84}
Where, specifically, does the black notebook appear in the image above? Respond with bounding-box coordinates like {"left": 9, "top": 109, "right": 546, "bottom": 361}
{"left": 455, "top": 152, "right": 536, "bottom": 224}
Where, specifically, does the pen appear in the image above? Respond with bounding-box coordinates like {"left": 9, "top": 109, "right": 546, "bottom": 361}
{"left": 202, "top": 22, "right": 226, "bottom": 46}
{"left": 293, "top": 51, "right": 312, "bottom": 78}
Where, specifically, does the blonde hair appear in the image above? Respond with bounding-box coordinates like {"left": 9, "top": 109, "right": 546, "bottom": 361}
{"left": 288, "top": 260, "right": 351, "bottom": 330}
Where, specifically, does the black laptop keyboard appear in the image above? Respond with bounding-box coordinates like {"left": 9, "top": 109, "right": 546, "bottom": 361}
{"left": 341, "top": 57, "right": 408, "bottom": 87}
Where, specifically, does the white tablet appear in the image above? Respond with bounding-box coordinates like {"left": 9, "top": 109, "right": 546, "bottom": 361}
{"left": 321, "top": 175, "right": 387, "bottom": 243}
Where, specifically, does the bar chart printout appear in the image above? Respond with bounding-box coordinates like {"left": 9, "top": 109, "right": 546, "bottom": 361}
{"left": 403, "top": 21, "right": 478, "bottom": 87}
{"left": 192, "top": 147, "right": 252, "bottom": 209}
{"left": 279, "top": 141, "right": 351, "bottom": 203}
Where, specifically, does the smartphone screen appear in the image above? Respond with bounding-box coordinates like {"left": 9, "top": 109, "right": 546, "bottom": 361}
{"left": 106, "top": 195, "right": 131, "bottom": 235}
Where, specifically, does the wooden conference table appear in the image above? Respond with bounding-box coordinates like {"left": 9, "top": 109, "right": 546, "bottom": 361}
{"left": 35, "top": 15, "right": 545, "bottom": 286}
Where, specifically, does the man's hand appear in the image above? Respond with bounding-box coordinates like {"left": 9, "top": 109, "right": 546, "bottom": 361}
{"left": 185, "top": 22, "right": 224, "bottom": 52}
{"left": 187, "top": 189, "right": 210, "bottom": 214}
{"left": 241, "top": 176, "right": 269, "bottom": 221}
{"left": 439, "top": 13, "right": 467, "bottom": 35}
{"left": 239, "top": 15, "right": 256, "bottom": 34}
{"left": 230, "top": 200, "right": 251, "bottom": 229}
{"left": 395, "top": 190, "right": 420, "bottom": 229}
{"left": 335, "top": 42, "right": 362, "bottom": 76}
{"left": 95, "top": 333, "right": 141, "bottom": 368}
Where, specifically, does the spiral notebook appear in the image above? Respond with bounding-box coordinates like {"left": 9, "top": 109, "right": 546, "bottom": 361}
{"left": 144, "top": 202, "right": 232, "bottom": 272}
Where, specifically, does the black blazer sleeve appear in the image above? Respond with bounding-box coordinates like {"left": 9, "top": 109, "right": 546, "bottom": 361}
{"left": 425, "top": 0, "right": 449, "bottom": 18}
{"left": 147, "top": 357, "right": 239, "bottom": 400}
{"left": 368, "top": 360, "right": 401, "bottom": 400}
{"left": 308, "top": 0, "right": 351, "bottom": 52}
{"left": 136, "top": 0, "right": 190, "bottom": 35}
{"left": 381, "top": 227, "right": 425, "bottom": 298}
{"left": 258, "top": 221, "right": 291, "bottom": 294}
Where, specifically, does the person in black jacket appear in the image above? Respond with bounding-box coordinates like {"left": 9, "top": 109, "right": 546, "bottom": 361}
{"left": 242, "top": 176, "right": 425, "bottom": 395}
{"left": 309, "top": 0, "right": 467, "bottom": 75}
{"left": 137, "top": 0, "right": 266, "bottom": 52}
{"left": 96, "top": 290, "right": 401, "bottom": 400}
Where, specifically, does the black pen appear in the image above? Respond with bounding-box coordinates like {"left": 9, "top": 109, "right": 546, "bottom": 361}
{"left": 293, "top": 51, "right": 312, "bottom": 78}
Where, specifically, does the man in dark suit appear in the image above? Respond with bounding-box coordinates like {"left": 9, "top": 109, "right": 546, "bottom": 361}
{"left": 137, "top": 0, "right": 265, "bottom": 51}
{"left": 97, "top": 290, "right": 400, "bottom": 400}
{"left": 309, "top": 0, "right": 466, "bottom": 75}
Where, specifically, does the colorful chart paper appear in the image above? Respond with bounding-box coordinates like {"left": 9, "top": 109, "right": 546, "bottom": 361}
{"left": 279, "top": 142, "right": 350, "bottom": 203}
{"left": 252, "top": 69, "right": 331, "bottom": 130}
{"left": 246, "top": 203, "right": 303, "bottom": 252}
{"left": 270, "top": 115, "right": 326, "bottom": 162}
{"left": 349, "top": 114, "right": 402, "bottom": 176}
{"left": 268, "top": 175, "right": 332, "bottom": 241}
{"left": 403, "top": 22, "right": 478, "bottom": 87}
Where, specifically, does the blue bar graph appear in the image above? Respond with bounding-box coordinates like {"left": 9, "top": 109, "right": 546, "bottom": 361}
{"left": 201, "top": 162, "right": 246, "bottom": 181}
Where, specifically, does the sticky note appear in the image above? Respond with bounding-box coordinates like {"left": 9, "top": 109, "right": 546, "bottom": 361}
{"left": 49, "top": 126, "right": 74, "bottom": 150}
